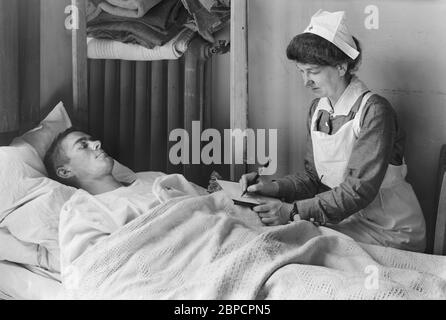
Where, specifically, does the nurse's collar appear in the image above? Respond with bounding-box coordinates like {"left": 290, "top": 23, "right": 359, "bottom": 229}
{"left": 318, "top": 76, "right": 369, "bottom": 116}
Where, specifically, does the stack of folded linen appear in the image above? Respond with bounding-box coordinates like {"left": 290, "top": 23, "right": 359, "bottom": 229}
{"left": 86, "top": 0, "right": 230, "bottom": 61}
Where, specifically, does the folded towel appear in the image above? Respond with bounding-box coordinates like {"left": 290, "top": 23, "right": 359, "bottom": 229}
{"left": 99, "top": 0, "right": 163, "bottom": 18}
{"left": 87, "top": 28, "right": 196, "bottom": 60}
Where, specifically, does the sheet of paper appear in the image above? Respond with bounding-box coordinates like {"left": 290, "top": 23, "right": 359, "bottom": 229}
{"left": 216, "top": 179, "right": 260, "bottom": 206}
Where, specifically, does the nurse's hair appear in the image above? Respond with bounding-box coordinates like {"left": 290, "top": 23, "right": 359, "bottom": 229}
{"left": 286, "top": 33, "right": 362, "bottom": 76}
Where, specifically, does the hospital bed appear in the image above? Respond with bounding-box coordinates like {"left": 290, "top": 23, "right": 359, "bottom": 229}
{"left": 1, "top": 97, "right": 446, "bottom": 300}
{"left": 1, "top": 128, "right": 446, "bottom": 299}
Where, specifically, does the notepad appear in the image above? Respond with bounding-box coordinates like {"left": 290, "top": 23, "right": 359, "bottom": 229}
{"left": 216, "top": 179, "right": 260, "bottom": 208}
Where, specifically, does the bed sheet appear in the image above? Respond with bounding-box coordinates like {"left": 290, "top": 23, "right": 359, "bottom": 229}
{"left": 0, "top": 261, "right": 65, "bottom": 300}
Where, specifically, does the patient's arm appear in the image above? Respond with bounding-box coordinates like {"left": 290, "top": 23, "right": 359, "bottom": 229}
{"left": 0, "top": 228, "right": 41, "bottom": 266}
{"left": 58, "top": 191, "right": 118, "bottom": 270}
{"left": 0, "top": 223, "right": 61, "bottom": 273}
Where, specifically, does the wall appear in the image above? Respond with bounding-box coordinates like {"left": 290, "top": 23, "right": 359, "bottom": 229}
{"left": 0, "top": 0, "right": 73, "bottom": 135}
{"left": 19, "top": 0, "right": 41, "bottom": 129}
{"left": 40, "top": 0, "right": 73, "bottom": 118}
{"left": 0, "top": 0, "right": 19, "bottom": 134}
{"left": 236, "top": 0, "right": 446, "bottom": 252}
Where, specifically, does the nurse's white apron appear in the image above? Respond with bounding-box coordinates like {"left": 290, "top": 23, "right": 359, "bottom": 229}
{"left": 311, "top": 93, "right": 426, "bottom": 252}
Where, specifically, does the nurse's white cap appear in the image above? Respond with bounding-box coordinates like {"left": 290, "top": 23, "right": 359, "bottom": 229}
{"left": 303, "top": 9, "right": 359, "bottom": 60}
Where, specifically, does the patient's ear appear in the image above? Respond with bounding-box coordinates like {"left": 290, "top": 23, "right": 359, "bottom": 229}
{"left": 56, "top": 166, "right": 74, "bottom": 179}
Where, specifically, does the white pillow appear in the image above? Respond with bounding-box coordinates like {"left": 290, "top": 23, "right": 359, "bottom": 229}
{"left": 0, "top": 146, "right": 73, "bottom": 272}
{"left": 0, "top": 102, "right": 136, "bottom": 272}
{"left": 13, "top": 102, "right": 72, "bottom": 162}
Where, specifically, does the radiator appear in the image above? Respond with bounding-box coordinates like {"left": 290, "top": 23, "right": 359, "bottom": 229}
{"left": 87, "top": 38, "right": 213, "bottom": 185}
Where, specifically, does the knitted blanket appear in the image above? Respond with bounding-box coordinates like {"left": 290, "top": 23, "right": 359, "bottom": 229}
{"left": 61, "top": 180, "right": 446, "bottom": 299}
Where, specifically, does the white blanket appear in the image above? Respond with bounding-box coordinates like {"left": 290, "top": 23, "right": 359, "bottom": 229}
{"left": 60, "top": 174, "right": 446, "bottom": 299}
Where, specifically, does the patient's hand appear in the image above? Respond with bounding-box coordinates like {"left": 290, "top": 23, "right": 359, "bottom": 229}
{"left": 253, "top": 199, "right": 293, "bottom": 226}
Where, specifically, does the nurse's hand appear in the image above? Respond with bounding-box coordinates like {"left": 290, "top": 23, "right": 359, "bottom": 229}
{"left": 253, "top": 199, "right": 293, "bottom": 226}
{"left": 239, "top": 172, "right": 279, "bottom": 197}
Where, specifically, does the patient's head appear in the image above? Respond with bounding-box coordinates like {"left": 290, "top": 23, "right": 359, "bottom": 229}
{"left": 44, "top": 128, "right": 114, "bottom": 187}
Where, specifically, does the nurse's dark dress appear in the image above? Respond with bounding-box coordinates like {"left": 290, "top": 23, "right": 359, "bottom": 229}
{"left": 276, "top": 77, "right": 426, "bottom": 252}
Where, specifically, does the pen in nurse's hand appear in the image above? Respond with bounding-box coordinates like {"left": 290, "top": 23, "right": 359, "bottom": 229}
{"left": 240, "top": 172, "right": 260, "bottom": 198}
{"left": 240, "top": 159, "right": 271, "bottom": 197}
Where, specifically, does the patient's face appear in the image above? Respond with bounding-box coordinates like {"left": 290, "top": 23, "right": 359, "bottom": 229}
{"left": 61, "top": 131, "right": 114, "bottom": 180}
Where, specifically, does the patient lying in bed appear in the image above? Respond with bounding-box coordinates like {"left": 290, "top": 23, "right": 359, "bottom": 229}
{"left": 45, "top": 127, "right": 186, "bottom": 257}
{"left": 44, "top": 127, "right": 204, "bottom": 271}
{"left": 44, "top": 127, "right": 446, "bottom": 300}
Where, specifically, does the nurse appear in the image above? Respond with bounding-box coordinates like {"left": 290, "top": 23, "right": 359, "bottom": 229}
{"left": 240, "top": 10, "right": 426, "bottom": 252}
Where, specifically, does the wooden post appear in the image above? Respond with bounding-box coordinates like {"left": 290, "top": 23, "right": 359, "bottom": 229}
{"left": 230, "top": 0, "right": 248, "bottom": 181}
{"left": 434, "top": 173, "right": 446, "bottom": 255}
{"left": 72, "top": 0, "right": 88, "bottom": 131}
{"left": 183, "top": 38, "right": 203, "bottom": 185}
{"left": 434, "top": 145, "right": 446, "bottom": 255}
